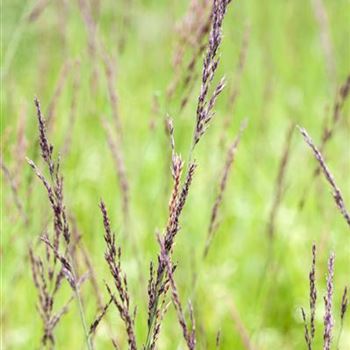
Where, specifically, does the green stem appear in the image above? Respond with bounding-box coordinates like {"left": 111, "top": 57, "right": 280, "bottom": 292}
{"left": 74, "top": 286, "right": 93, "bottom": 350}
{"left": 70, "top": 254, "right": 93, "bottom": 350}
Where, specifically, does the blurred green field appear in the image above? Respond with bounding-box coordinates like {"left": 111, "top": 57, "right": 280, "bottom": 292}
{"left": 2, "top": 0, "right": 350, "bottom": 349}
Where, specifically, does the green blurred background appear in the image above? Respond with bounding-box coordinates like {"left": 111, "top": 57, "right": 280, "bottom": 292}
{"left": 2, "top": 0, "right": 349, "bottom": 349}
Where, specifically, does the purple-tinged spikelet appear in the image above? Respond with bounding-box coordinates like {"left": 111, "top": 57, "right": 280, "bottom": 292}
{"left": 159, "top": 235, "right": 196, "bottom": 349}
{"left": 34, "top": 97, "right": 54, "bottom": 175}
{"left": 144, "top": 2, "right": 231, "bottom": 348}
{"left": 298, "top": 126, "right": 350, "bottom": 227}
{"left": 340, "top": 286, "right": 348, "bottom": 322}
{"left": 301, "top": 243, "right": 318, "bottom": 350}
{"left": 299, "top": 75, "right": 350, "bottom": 210}
{"left": 301, "top": 307, "right": 312, "bottom": 350}
{"left": 193, "top": 0, "right": 232, "bottom": 147}
{"left": 89, "top": 296, "right": 114, "bottom": 335}
{"left": 29, "top": 98, "right": 92, "bottom": 349}
{"left": 309, "top": 243, "right": 317, "bottom": 340}
{"left": 323, "top": 252, "right": 335, "bottom": 350}
{"left": 99, "top": 201, "right": 137, "bottom": 350}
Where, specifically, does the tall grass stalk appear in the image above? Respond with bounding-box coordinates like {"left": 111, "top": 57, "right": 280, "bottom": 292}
{"left": 28, "top": 98, "right": 93, "bottom": 350}
{"left": 298, "top": 126, "right": 350, "bottom": 227}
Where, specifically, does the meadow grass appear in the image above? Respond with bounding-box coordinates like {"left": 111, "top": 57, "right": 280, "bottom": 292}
{"left": 2, "top": 0, "right": 350, "bottom": 349}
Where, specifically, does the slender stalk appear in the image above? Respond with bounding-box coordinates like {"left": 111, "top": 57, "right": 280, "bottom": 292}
{"left": 298, "top": 126, "right": 350, "bottom": 227}
{"left": 70, "top": 257, "right": 93, "bottom": 350}
{"left": 145, "top": 2, "right": 232, "bottom": 347}
{"left": 74, "top": 283, "right": 93, "bottom": 350}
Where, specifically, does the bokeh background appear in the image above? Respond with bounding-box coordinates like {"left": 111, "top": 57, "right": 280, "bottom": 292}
{"left": 2, "top": 0, "right": 350, "bottom": 349}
